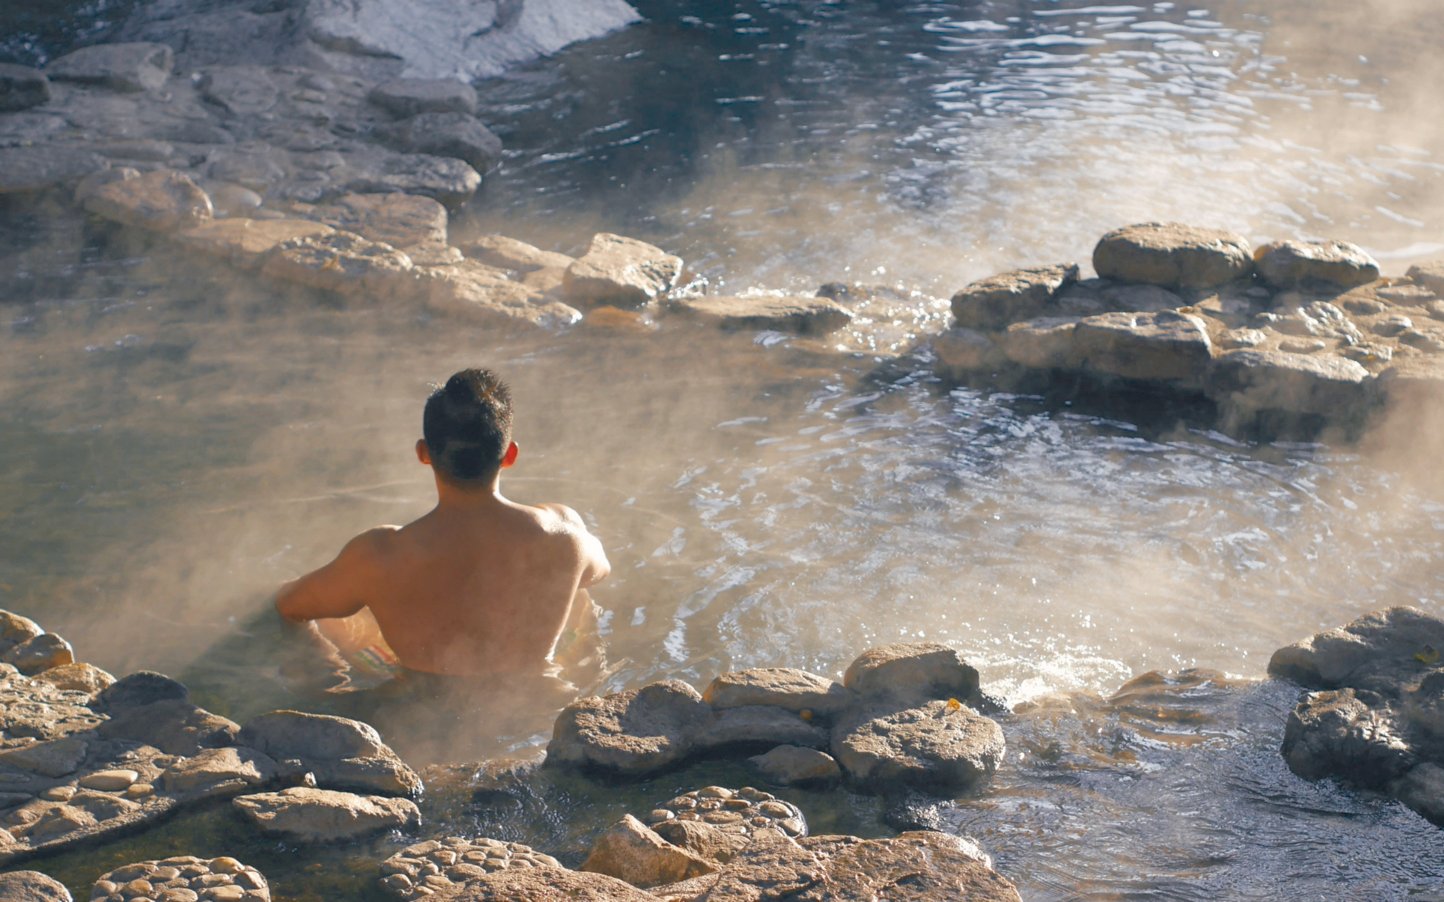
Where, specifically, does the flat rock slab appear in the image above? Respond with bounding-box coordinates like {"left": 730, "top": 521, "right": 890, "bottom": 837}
{"left": 237, "top": 710, "right": 421, "bottom": 797}
{"left": 1093, "top": 222, "right": 1253, "bottom": 289}
{"left": 670, "top": 295, "right": 853, "bottom": 335}
{"left": 0, "top": 146, "right": 109, "bottom": 195}
{"left": 339, "top": 152, "right": 481, "bottom": 207}
{"left": 703, "top": 668, "right": 853, "bottom": 717}
{"left": 997, "top": 316, "right": 1080, "bottom": 369}
{"left": 0, "top": 870, "right": 71, "bottom": 901}
{"left": 1204, "top": 349, "right": 1370, "bottom": 418}
{"left": 233, "top": 787, "right": 419, "bottom": 841}
{"left": 563, "top": 233, "right": 683, "bottom": 308}
{"left": 93, "top": 855, "right": 269, "bottom": 902}
{"left": 950, "top": 263, "right": 1079, "bottom": 332}
{"left": 159, "top": 747, "right": 276, "bottom": 799}
{"left": 0, "top": 65, "right": 50, "bottom": 112}
{"left": 843, "top": 642, "right": 981, "bottom": 707}
{"left": 380, "top": 836, "right": 561, "bottom": 901}
{"left": 1255, "top": 240, "right": 1380, "bottom": 290}
{"left": 82, "top": 169, "right": 214, "bottom": 233}
{"left": 420, "top": 260, "right": 580, "bottom": 329}
{"left": 430, "top": 865, "right": 655, "bottom": 901}
{"left": 831, "top": 700, "right": 1005, "bottom": 792}
{"left": 1072, "top": 310, "right": 1213, "bottom": 385}
{"left": 548, "top": 680, "right": 711, "bottom": 775}
{"left": 466, "top": 234, "right": 574, "bottom": 273}
{"left": 46, "top": 42, "right": 173, "bottom": 92}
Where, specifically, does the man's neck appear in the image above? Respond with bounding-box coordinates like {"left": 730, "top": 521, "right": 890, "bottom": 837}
{"left": 433, "top": 473, "right": 506, "bottom": 509}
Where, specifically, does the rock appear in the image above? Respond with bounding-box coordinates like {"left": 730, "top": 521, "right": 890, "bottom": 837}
{"left": 93, "top": 672, "right": 189, "bottom": 712}
{"left": 205, "top": 149, "right": 287, "bottom": 192}
{"left": 1374, "top": 314, "right": 1414, "bottom": 337}
{"left": 466, "top": 235, "right": 574, "bottom": 273}
{"left": 843, "top": 643, "right": 981, "bottom": 707}
{"left": 97, "top": 699, "right": 239, "bottom": 756}
{"left": 0, "top": 146, "right": 109, "bottom": 194}
{"left": 340, "top": 152, "right": 481, "bottom": 207}
{"left": 950, "top": 263, "right": 1079, "bottom": 331}
{"left": 30, "top": 663, "right": 114, "bottom": 694}
{"left": 0, "top": 65, "right": 50, "bottom": 112}
{"left": 807, "top": 831, "right": 1020, "bottom": 901}
{"left": 312, "top": 193, "right": 448, "bottom": 255}
{"left": 232, "top": 787, "right": 419, "bottom": 841}
{"left": 1281, "top": 689, "right": 1414, "bottom": 786}
{"left": 0, "top": 870, "right": 71, "bottom": 901}
{"left": 429, "top": 865, "right": 655, "bottom": 901}
{"left": 1406, "top": 260, "right": 1444, "bottom": 296}
{"left": 420, "top": 260, "right": 580, "bottom": 328}
{"left": 304, "top": 0, "right": 640, "bottom": 82}
{"left": 378, "top": 112, "right": 503, "bottom": 172}
{"left": 750, "top": 745, "right": 843, "bottom": 787}
{"left": 0, "top": 738, "right": 89, "bottom": 778}
{"left": 1404, "top": 671, "right": 1444, "bottom": 742}
{"left": 208, "top": 182, "right": 264, "bottom": 216}
{"left": 1093, "top": 223, "right": 1253, "bottom": 290}
{"left": 78, "top": 769, "right": 140, "bottom": 792}
{"left": 1204, "top": 350, "right": 1371, "bottom": 418}
{"left": 581, "top": 814, "right": 717, "bottom": 888}
{"left": 259, "top": 230, "right": 416, "bottom": 300}
{"left": 831, "top": 700, "right": 1005, "bottom": 792}
{"left": 159, "top": 747, "right": 277, "bottom": 799}
{"left": 1071, "top": 310, "right": 1213, "bottom": 385}
{"left": 563, "top": 233, "right": 683, "bottom": 308}
{"left": 237, "top": 710, "right": 421, "bottom": 797}
{"left": 368, "top": 78, "right": 478, "bottom": 117}
{"left": 933, "top": 327, "right": 1002, "bottom": 372}
{"left": 1221, "top": 328, "right": 1268, "bottom": 349}
{"left": 651, "top": 818, "right": 753, "bottom": 865}
{"left": 1392, "top": 763, "right": 1444, "bottom": 826}
{"left": 82, "top": 169, "right": 214, "bottom": 233}
{"left": 547, "top": 680, "right": 711, "bottom": 775}
{"left": 1254, "top": 240, "right": 1381, "bottom": 290}
{"left": 1268, "top": 606, "right": 1444, "bottom": 696}
{"left": 176, "top": 218, "right": 337, "bottom": 270}
{"left": 646, "top": 786, "right": 807, "bottom": 844}
{"left": 2, "top": 634, "right": 74, "bottom": 676}
{"left": 996, "top": 316, "right": 1081, "bottom": 369}
{"left": 0, "top": 612, "right": 44, "bottom": 650}
{"left": 46, "top": 42, "right": 173, "bottom": 92}
{"left": 703, "top": 668, "right": 854, "bottom": 717}
{"left": 197, "top": 65, "right": 280, "bottom": 117}
{"left": 92, "top": 856, "right": 269, "bottom": 902}
{"left": 694, "top": 706, "right": 829, "bottom": 753}
{"left": 669, "top": 295, "right": 853, "bottom": 335}
{"left": 379, "top": 836, "right": 561, "bottom": 901}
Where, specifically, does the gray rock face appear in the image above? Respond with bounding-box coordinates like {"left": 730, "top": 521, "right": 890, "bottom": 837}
{"left": 236, "top": 710, "right": 421, "bottom": 797}
{"left": 378, "top": 113, "right": 504, "bottom": 172}
{"left": 950, "top": 263, "right": 1079, "bottom": 331}
{"left": 0, "top": 870, "right": 72, "bottom": 901}
{"left": 1204, "top": 350, "right": 1371, "bottom": 418}
{"left": 81, "top": 168, "right": 214, "bottom": 233}
{"left": 1093, "top": 222, "right": 1253, "bottom": 289}
{"left": 1255, "top": 240, "right": 1381, "bottom": 290}
{"left": 340, "top": 152, "right": 481, "bottom": 207}
{"left": 547, "top": 680, "right": 711, "bottom": 774}
{"left": 843, "top": 643, "right": 981, "bottom": 707}
{"left": 380, "top": 836, "right": 561, "bottom": 901}
{"left": 581, "top": 814, "right": 717, "bottom": 888}
{"left": 563, "top": 233, "right": 683, "bottom": 308}
{"left": 749, "top": 745, "right": 843, "bottom": 786}
{"left": 703, "top": 668, "right": 854, "bottom": 717}
{"left": 47, "top": 43, "right": 173, "bottom": 92}
{"left": 92, "top": 856, "right": 269, "bottom": 902}
{"left": 1072, "top": 310, "right": 1213, "bottom": 385}
{"left": 233, "top": 787, "right": 420, "bottom": 841}
{"left": 669, "top": 295, "right": 853, "bottom": 335}
{"left": 830, "top": 700, "right": 1006, "bottom": 792}
{"left": 369, "top": 78, "right": 478, "bottom": 117}
{"left": 0, "top": 65, "right": 51, "bottom": 112}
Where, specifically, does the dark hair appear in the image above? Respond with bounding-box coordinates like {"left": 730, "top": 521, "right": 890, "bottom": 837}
{"left": 422, "top": 369, "right": 513, "bottom": 484}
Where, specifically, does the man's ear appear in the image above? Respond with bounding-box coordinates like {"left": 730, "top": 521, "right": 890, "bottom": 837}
{"left": 501, "top": 441, "right": 519, "bottom": 469}
{"left": 416, "top": 439, "right": 431, "bottom": 465}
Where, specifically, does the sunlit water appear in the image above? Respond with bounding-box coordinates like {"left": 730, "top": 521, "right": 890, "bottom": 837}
{"left": 4, "top": 0, "right": 1444, "bottom": 898}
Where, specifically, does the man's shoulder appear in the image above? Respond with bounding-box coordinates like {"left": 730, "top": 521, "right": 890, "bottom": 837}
{"left": 343, "top": 525, "right": 403, "bottom": 559}
{"left": 532, "top": 502, "right": 586, "bottom": 529}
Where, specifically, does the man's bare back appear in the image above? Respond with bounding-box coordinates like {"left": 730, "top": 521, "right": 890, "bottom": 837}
{"left": 275, "top": 369, "right": 609, "bottom": 678}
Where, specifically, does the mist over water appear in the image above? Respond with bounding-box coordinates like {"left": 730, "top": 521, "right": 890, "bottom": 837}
{"left": 4, "top": 0, "right": 1444, "bottom": 896}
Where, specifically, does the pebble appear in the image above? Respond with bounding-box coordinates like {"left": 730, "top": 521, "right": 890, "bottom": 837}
{"left": 41, "top": 785, "right": 75, "bottom": 801}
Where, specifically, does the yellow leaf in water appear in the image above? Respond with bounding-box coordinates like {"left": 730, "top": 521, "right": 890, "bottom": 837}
{"left": 799, "top": 709, "right": 814, "bottom": 721}
{"left": 1415, "top": 645, "right": 1440, "bottom": 665}
{"left": 945, "top": 698, "right": 962, "bottom": 712}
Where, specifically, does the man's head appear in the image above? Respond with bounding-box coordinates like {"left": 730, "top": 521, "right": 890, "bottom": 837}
{"left": 421, "top": 369, "right": 516, "bottom": 485}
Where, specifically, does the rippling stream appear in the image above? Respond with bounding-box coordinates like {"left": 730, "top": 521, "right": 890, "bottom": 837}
{"left": 4, "top": 0, "right": 1444, "bottom": 898}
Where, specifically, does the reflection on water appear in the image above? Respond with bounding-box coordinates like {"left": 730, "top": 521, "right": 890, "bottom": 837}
{"left": 4, "top": 0, "right": 1444, "bottom": 896}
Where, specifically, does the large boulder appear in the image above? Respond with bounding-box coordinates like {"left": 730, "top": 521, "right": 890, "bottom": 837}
{"left": 1093, "top": 223, "right": 1253, "bottom": 290}
{"left": 1254, "top": 240, "right": 1381, "bottom": 290}
{"left": 1072, "top": 310, "right": 1213, "bottom": 385}
{"left": 237, "top": 710, "right": 421, "bottom": 797}
{"left": 563, "top": 233, "right": 682, "bottom": 308}
{"left": 830, "top": 700, "right": 1006, "bottom": 792}
{"left": 669, "top": 295, "right": 853, "bottom": 335}
{"left": 46, "top": 42, "right": 173, "bottom": 92}
{"left": 843, "top": 643, "right": 981, "bottom": 707}
{"left": 580, "top": 814, "right": 717, "bottom": 888}
{"left": 232, "top": 787, "right": 420, "bottom": 841}
{"left": 0, "top": 65, "right": 50, "bottom": 112}
{"left": 547, "top": 680, "right": 711, "bottom": 775}
{"left": 1204, "top": 349, "right": 1371, "bottom": 418}
{"left": 950, "top": 263, "right": 1079, "bottom": 331}
{"left": 702, "top": 668, "right": 854, "bottom": 717}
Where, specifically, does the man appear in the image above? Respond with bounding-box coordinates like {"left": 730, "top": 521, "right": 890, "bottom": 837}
{"left": 274, "top": 368, "right": 610, "bottom": 683}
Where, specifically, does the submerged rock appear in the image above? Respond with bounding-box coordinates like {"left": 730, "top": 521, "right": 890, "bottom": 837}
{"left": 1093, "top": 222, "right": 1253, "bottom": 290}
{"left": 749, "top": 745, "right": 843, "bottom": 787}
{"left": 233, "top": 786, "right": 420, "bottom": 841}
{"left": 0, "top": 146, "right": 109, "bottom": 195}
{"left": 668, "top": 295, "right": 853, "bottom": 335}
{"left": 82, "top": 168, "right": 214, "bottom": 233}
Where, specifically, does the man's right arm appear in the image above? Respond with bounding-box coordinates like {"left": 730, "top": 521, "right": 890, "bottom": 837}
{"left": 274, "top": 529, "right": 389, "bottom": 623}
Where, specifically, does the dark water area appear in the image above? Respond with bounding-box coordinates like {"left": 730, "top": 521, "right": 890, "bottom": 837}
{"left": 4, "top": 0, "right": 1444, "bottom": 899}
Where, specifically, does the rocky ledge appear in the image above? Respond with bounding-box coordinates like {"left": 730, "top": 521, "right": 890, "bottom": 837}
{"left": 547, "top": 642, "right": 1007, "bottom": 794}
{"left": 1269, "top": 606, "right": 1444, "bottom": 825}
{"left": 933, "top": 222, "right": 1444, "bottom": 435}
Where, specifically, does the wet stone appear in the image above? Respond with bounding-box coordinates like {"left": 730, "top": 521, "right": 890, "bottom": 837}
{"left": 368, "top": 78, "right": 478, "bottom": 117}
{"left": 562, "top": 233, "right": 683, "bottom": 308}
{"left": 93, "top": 856, "right": 269, "bottom": 902}
{"left": 1093, "top": 222, "right": 1253, "bottom": 289}
{"left": 46, "top": 42, "right": 173, "bottom": 93}
{"left": 648, "top": 786, "right": 806, "bottom": 839}
{"left": 950, "top": 263, "right": 1080, "bottom": 331}
{"left": 1254, "top": 239, "right": 1381, "bottom": 290}
{"left": 377, "top": 112, "right": 503, "bottom": 172}
{"left": 82, "top": 169, "right": 214, "bottom": 234}
{"left": 378, "top": 836, "right": 561, "bottom": 900}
